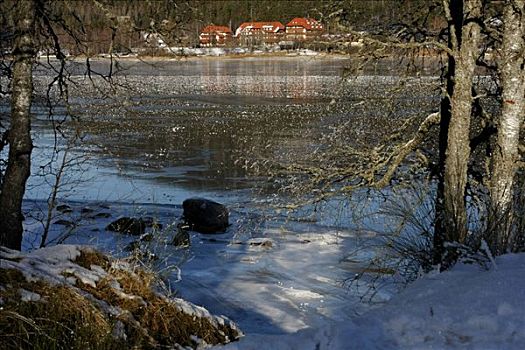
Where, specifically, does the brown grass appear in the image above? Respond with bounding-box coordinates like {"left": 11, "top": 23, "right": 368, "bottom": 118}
{"left": 0, "top": 269, "right": 121, "bottom": 350}
{"left": 74, "top": 248, "right": 110, "bottom": 270}
{"left": 79, "top": 265, "right": 237, "bottom": 348}
{"left": 0, "top": 247, "right": 241, "bottom": 349}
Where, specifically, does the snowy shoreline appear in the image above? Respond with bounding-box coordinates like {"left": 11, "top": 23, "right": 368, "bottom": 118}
{"left": 37, "top": 51, "right": 351, "bottom": 63}
{"left": 23, "top": 198, "right": 525, "bottom": 349}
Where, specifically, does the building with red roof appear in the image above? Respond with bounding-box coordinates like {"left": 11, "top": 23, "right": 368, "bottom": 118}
{"left": 199, "top": 25, "right": 233, "bottom": 47}
{"left": 235, "top": 21, "right": 285, "bottom": 46}
{"left": 285, "top": 18, "right": 323, "bottom": 41}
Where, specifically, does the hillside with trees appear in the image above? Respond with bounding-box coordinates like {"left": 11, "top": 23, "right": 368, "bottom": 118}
{"left": 1, "top": 0, "right": 440, "bottom": 54}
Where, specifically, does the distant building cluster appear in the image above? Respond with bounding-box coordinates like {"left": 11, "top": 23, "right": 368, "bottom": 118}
{"left": 199, "top": 18, "right": 324, "bottom": 47}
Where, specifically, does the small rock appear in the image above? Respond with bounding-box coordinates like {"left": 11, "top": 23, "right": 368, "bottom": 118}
{"left": 81, "top": 207, "right": 95, "bottom": 215}
{"left": 93, "top": 212, "right": 112, "bottom": 219}
{"left": 172, "top": 228, "right": 190, "bottom": 247}
{"left": 106, "top": 217, "right": 146, "bottom": 235}
{"left": 182, "top": 198, "right": 229, "bottom": 234}
{"left": 53, "top": 219, "right": 75, "bottom": 227}
{"left": 248, "top": 239, "right": 273, "bottom": 248}
{"left": 56, "top": 204, "right": 72, "bottom": 213}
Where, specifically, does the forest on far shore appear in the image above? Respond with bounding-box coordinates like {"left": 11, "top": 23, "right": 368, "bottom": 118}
{"left": 1, "top": 0, "right": 443, "bottom": 54}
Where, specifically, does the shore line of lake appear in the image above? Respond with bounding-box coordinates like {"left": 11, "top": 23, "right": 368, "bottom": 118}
{"left": 38, "top": 49, "right": 443, "bottom": 63}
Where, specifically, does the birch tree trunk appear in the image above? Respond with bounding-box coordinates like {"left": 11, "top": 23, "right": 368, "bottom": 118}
{"left": 488, "top": 0, "right": 525, "bottom": 254}
{"left": 442, "top": 0, "right": 482, "bottom": 248}
{"left": 0, "top": 0, "right": 36, "bottom": 250}
{"left": 433, "top": 0, "right": 482, "bottom": 266}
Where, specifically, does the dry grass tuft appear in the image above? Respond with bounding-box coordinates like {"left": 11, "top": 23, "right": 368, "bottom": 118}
{"left": 0, "top": 269, "right": 119, "bottom": 350}
{"left": 79, "top": 265, "right": 238, "bottom": 348}
{"left": 141, "top": 298, "right": 240, "bottom": 346}
{"left": 74, "top": 248, "right": 110, "bottom": 270}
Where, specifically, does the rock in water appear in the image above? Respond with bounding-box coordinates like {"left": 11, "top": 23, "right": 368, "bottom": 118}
{"left": 182, "top": 198, "right": 229, "bottom": 233}
{"left": 172, "top": 227, "right": 190, "bottom": 247}
{"left": 106, "top": 217, "right": 146, "bottom": 235}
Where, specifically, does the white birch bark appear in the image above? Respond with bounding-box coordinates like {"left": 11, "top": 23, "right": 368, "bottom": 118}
{"left": 489, "top": 0, "right": 525, "bottom": 253}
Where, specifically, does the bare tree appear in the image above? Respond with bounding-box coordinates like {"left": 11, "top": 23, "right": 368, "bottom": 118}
{"left": 0, "top": 0, "right": 124, "bottom": 250}
{"left": 0, "top": 0, "right": 36, "bottom": 250}
{"left": 256, "top": 0, "right": 525, "bottom": 270}
{"left": 0, "top": 0, "right": 200, "bottom": 250}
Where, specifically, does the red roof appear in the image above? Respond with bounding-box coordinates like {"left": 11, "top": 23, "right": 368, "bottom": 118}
{"left": 201, "top": 25, "right": 232, "bottom": 34}
{"left": 286, "top": 18, "right": 323, "bottom": 30}
{"left": 237, "top": 21, "right": 285, "bottom": 33}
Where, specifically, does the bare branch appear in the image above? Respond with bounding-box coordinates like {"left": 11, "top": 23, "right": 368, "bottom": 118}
{"left": 371, "top": 112, "right": 441, "bottom": 188}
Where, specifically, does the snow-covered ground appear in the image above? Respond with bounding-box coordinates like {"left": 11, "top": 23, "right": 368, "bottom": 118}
{"left": 220, "top": 253, "right": 525, "bottom": 349}
{"left": 24, "top": 199, "right": 525, "bottom": 349}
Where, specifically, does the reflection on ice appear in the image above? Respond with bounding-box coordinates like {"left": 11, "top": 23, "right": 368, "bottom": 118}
{"left": 171, "top": 223, "right": 387, "bottom": 334}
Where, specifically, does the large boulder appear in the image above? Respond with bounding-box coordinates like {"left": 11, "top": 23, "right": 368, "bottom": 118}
{"left": 182, "top": 198, "right": 229, "bottom": 233}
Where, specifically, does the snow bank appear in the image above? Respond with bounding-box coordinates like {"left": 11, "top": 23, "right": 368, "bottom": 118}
{"left": 219, "top": 253, "right": 525, "bottom": 349}
{"left": 370, "top": 254, "right": 525, "bottom": 349}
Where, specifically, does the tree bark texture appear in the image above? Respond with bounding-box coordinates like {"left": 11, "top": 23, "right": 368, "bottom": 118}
{"left": 0, "top": 0, "right": 36, "bottom": 250}
{"left": 433, "top": 0, "right": 457, "bottom": 266}
{"left": 489, "top": 0, "right": 525, "bottom": 254}
{"left": 442, "top": 0, "right": 481, "bottom": 246}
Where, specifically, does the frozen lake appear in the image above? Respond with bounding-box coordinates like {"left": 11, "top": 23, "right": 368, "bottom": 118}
{"left": 14, "top": 57, "right": 439, "bottom": 336}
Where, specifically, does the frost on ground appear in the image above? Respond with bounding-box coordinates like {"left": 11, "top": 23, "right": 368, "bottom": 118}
{"left": 0, "top": 244, "right": 242, "bottom": 349}
{"left": 220, "top": 253, "right": 525, "bottom": 349}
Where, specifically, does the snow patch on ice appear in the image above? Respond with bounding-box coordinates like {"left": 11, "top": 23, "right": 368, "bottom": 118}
{"left": 280, "top": 286, "right": 324, "bottom": 299}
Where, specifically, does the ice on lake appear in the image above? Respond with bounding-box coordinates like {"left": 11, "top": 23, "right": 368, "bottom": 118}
{"left": 18, "top": 56, "right": 437, "bottom": 337}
